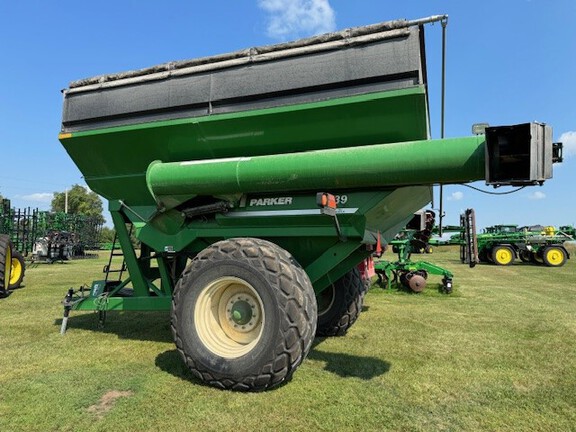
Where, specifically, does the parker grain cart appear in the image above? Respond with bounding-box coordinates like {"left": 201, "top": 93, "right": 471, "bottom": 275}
{"left": 58, "top": 16, "right": 561, "bottom": 391}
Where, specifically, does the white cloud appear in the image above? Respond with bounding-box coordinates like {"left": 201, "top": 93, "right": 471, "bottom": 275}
{"left": 19, "top": 192, "right": 53, "bottom": 203}
{"left": 258, "top": 0, "right": 336, "bottom": 40}
{"left": 528, "top": 191, "right": 546, "bottom": 200}
{"left": 447, "top": 191, "right": 464, "bottom": 201}
{"left": 559, "top": 131, "right": 576, "bottom": 157}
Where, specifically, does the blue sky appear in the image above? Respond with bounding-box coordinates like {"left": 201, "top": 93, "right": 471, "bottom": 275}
{"left": 1, "top": 0, "right": 574, "bottom": 229}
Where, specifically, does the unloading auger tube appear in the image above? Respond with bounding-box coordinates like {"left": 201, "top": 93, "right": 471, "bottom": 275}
{"left": 58, "top": 12, "right": 562, "bottom": 392}
{"left": 146, "top": 122, "right": 559, "bottom": 208}
{"left": 146, "top": 136, "right": 485, "bottom": 209}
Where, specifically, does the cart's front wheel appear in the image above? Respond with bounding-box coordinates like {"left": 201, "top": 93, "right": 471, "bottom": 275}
{"left": 172, "top": 238, "right": 316, "bottom": 391}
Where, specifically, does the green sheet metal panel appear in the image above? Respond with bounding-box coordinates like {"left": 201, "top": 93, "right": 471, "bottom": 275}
{"left": 60, "top": 88, "right": 429, "bottom": 205}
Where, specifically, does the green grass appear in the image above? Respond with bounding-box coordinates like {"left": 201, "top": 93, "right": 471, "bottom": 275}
{"left": 1, "top": 246, "right": 575, "bottom": 431}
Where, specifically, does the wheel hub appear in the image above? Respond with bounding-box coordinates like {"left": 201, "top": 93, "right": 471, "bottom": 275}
{"left": 227, "top": 297, "right": 258, "bottom": 331}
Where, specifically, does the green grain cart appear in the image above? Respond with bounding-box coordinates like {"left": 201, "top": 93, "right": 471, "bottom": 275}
{"left": 51, "top": 16, "right": 561, "bottom": 391}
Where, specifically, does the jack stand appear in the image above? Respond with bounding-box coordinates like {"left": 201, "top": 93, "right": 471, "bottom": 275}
{"left": 60, "top": 288, "right": 74, "bottom": 335}
{"left": 98, "top": 310, "right": 107, "bottom": 329}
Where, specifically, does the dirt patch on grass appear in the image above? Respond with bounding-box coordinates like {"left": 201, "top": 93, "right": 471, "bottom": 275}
{"left": 87, "top": 390, "right": 134, "bottom": 419}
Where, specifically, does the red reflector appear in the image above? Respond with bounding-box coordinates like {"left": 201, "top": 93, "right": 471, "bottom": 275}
{"left": 316, "top": 192, "right": 338, "bottom": 211}
{"left": 326, "top": 194, "right": 336, "bottom": 209}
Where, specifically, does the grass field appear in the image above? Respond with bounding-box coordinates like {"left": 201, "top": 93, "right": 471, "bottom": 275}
{"left": 1, "top": 245, "right": 575, "bottom": 432}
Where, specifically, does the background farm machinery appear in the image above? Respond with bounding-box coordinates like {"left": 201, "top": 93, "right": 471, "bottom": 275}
{"left": 374, "top": 210, "right": 454, "bottom": 293}
{"left": 0, "top": 198, "right": 104, "bottom": 294}
{"left": 471, "top": 221, "right": 573, "bottom": 266}
{"left": 1, "top": 199, "right": 34, "bottom": 290}
{"left": 436, "top": 208, "right": 574, "bottom": 267}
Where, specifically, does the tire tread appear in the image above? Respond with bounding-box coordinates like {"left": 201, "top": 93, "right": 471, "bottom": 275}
{"left": 171, "top": 237, "right": 316, "bottom": 391}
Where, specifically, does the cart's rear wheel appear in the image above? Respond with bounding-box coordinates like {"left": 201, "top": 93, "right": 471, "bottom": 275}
{"left": 172, "top": 238, "right": 316, "bottom": 391}
{"left": 316, "top": 268, "right": 364, "bottom": 337}
{"left": 542, "top": 246, "right": 567, "bottom": 267}
{"left": 0, "top": 235, "right": 12, "bottom": 295}
{"left": 9, "top": 250, "right": 25, "bottom": 290}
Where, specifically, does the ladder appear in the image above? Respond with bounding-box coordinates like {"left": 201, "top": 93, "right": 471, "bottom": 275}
{"left": 103, "top": 223, "right": 133, "bottom": 284}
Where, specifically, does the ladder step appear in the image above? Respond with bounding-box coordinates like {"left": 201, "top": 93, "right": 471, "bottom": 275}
{"left": 104, "top": 223, "right": 133, "bottom": 283}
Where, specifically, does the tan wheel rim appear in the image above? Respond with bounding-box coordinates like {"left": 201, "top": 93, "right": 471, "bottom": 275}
{"left": 316, "top": 284, "right": 335, "bottom": 317}
{"left": 194, "top": 277, "right": 264, "bottom": 359}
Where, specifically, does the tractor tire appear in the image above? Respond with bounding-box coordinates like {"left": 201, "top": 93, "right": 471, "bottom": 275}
{"left": 316, "top": 268, "right": 364, "bottom": 337}
{"left": 542, "top": 246, "right": 567, "bottom": 267}
{"left": 9, "top": 250, "right": 25, "bottom": 290}
{"left": 519, "top": 249, "right": 531, "bottom": 263}
{"left": 171, "top": 238, "right": 316, "bottom": 391}
{"left": 492, "top": 245, "right": 515, "bottom": 266}
{"left": 478, "top": 248, "right": 489, "bottom": 263}
{"left": 530, "top": 251, "right": 544, "bottom": 265}
{"left": 0, "top": 235, "right": 12, "bottom": 295}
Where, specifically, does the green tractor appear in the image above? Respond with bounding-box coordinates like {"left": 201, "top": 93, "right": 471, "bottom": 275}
{"left": 58, "top": 16, "right": 561, "bottom": 390}
{"left": 0, "top": 234, "right": 25, "bottom": 296}
{"left": 0, "top": 199, "right": 27, "bottom": 292}
{"left": 477, "top": 224, "right": 572, "bottom": 266}
{"left": 457, "top": 210, "right": 572, "bottom": 267}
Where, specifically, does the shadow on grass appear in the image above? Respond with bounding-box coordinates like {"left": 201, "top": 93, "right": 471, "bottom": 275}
{"left": 54, "top": 311, "right": 172, "bottom": 343}
{"left": 155, "top": 338, "right": 391, "bottom": 388}
{"left": 155, "top": 349, "right": 198, "bottom": 381}
{"left": 56, "top": 312, "right": 390, "bottom": 385}
{"left": 309, "top": 338, "right": 390, "bottom": 380}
